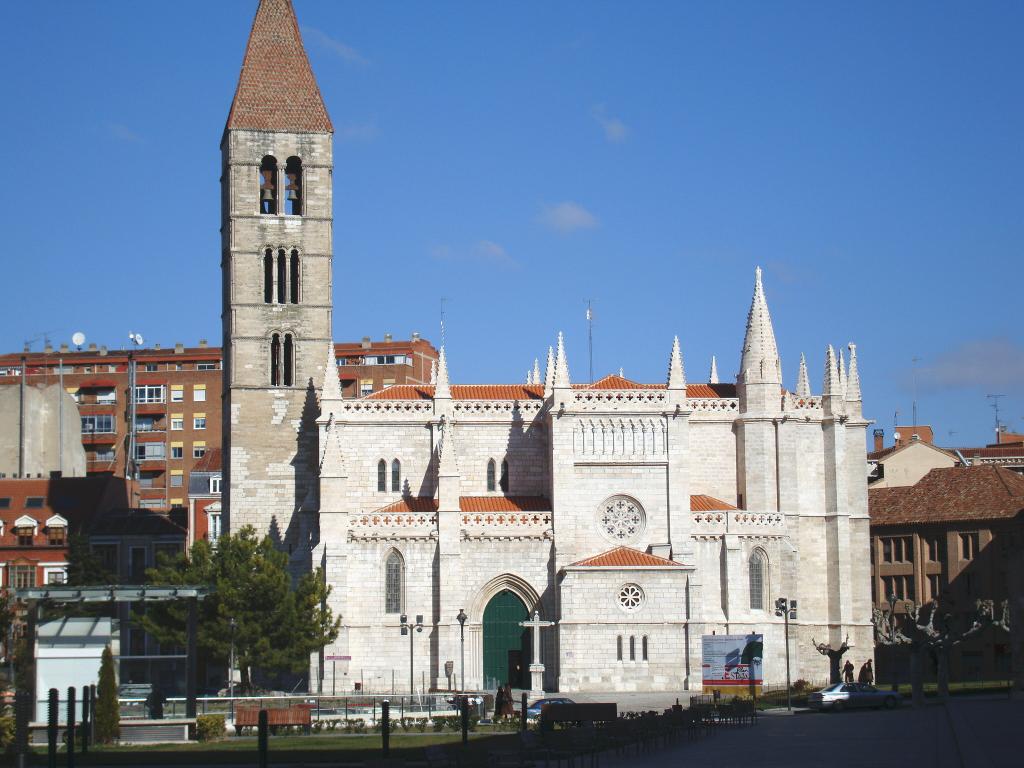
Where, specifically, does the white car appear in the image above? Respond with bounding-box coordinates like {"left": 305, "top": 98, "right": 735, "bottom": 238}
{"left": 808, "top": 682, "right": 900, "bottom": 712}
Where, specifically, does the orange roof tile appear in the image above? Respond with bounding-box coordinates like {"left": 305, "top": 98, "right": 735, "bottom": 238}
{"left": 374, "top": 497, "right": 439, "bottom": 514}
{"left": 459, "top": 496, "right": 550, "bottom": 512}
{"left": 576, "top": 375, "right": 663, "bottom": 390}
{"left": 570, "top": 546, "right": 684, "bottom": 568}
{"left": 690, "top": 494, "right": 738, "bottom": 512}
{"left": 869, "top": 465, "right": 1024, "bottom": 527}
{"left": 225, "top": 0, "right": 333, "bottom": 134}
{"left": 365, "top": 384, "right": 545, "bottom": 401}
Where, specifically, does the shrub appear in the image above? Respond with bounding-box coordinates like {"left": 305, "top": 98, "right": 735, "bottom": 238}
{"left": 0, "top": 715, "right": 14, "bottom": 751}
{"left": 312, "top": 721, "right": 324, "bottom": 733}
{"left": 94, "top": 646, "right": 119, "bottom": 745}
{"left": 196, "top": 715, "right": 225, "bottom": 742}
{"left": 792, "top": 679, "right": 811, "bottom": 693}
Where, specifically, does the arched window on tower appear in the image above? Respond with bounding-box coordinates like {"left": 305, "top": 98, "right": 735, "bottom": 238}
{"left": 284, "top": 156, "right": 303, "bottom": 215}
{"left": 283, "top": 334, "right": 294, "bottom": 386}
{"left": 384, "top": 549, "right": 404, "bottom": 614}
{"left": 749, "top": 548, "right": 768, "bottom": 610}
{"left": 277, "top": 249, "right": 287, "bottom": 304}
{"left": 499, "top": 459, "right": 509, "bottom": 492}
{"left": 270, "top": 333, "right": 280, "bottom": 386}
{"left": 259, "top": 156, "right": 278, "bottom": 215}
{"left": 486, "top": 459, "right": 496, "bottom": 492}
{"left": 391, "top": 459, "right": 401, "bottom": 492}
{"left": 263, "top": 249, "right": 274, "bottom": 303}
{"left": 377, "top": 459, "right": 386, "bottom": 492}
{"left": 289, "top": 250, "right": 300, "bottom": 304}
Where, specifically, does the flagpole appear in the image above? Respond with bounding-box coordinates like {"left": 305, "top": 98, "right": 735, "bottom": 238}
{"left": 586, "top": 300, "right": 594, "bottom": 384}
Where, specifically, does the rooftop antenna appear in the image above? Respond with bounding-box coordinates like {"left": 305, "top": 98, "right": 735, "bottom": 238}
{"left": 440, "top": 297, "right": 447, "bottom": 349}
{"left": 72, "top": 331, "right": 86, "bottom": 351}
{"left": 987, "top": 394, "right": 1005, "bottom": 443}
{"left": 585, "top": 300, "right": 594, "bottom": 384}
{"left": 911, "top": 356, "right": 920, "bottom": 427}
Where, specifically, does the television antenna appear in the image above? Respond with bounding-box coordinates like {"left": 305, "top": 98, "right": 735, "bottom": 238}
{"left": 987, "top": 394, "right": 1005, "bottom": 441}
{"left": 129, "top": 332, "right": 145, "bottom": 347}
{"left": 72, "top": 331, "right": 86, "bottom": 350}
{"left": 585, "top": 300, "right": 594, "bottom": 384}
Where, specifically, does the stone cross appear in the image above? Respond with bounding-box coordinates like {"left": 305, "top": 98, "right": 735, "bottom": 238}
{"left": 520, "top": 610, "right": 554, "bottom": 697}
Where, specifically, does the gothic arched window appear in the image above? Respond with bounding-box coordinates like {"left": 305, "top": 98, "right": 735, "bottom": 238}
{"left": 277, "top": 248, "right": 287, "bottom": 304}
{"left": 391, "top": 459, "right": 401, "bottom": 492}
{"left": 629, "top": 636, "right": 636, "bottom": 661}
{"left": 749, "top": 548, "right": 768, "bottom": 611}
{"left": 284, "top": 156, "right": 303, "bottom": 215}
{"left": 642, "top": 635, "right": 649, "bottom": 661}
{"left": 259, "top": 156, "right": 278, "bottom": 215}
{"left": 269, "top": 333, "right": 280, "bottom": 386}
{"left": 499, "top": 459, "right": 509, "bottom": 492}
{"left": 616, "top": 636, "right": 623, "bottom": 661}
{"left": 384, "top": 550, "right": 404, "bottom": 614}
{"left": 486, "top": 459, "right": 496, "bottom": 492}
{"left": 282, "top": 333, "right": 294, "bottom": 386}
{"left": 377, "top": 459, "right": 386, "bottom": 492}
{"left": 263, "top": 249, "right": 274, "bottom": 303}
{"left": 289, "top": 249, "right": 300, "bottom": 304}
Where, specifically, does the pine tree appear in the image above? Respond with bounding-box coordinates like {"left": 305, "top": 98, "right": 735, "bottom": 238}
{"left": 94, "top": 646, "right": 119, "bottom": 744}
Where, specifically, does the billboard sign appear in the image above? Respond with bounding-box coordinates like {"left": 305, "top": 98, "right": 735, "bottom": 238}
{"left": 702, "top": 633, "right": 763, "bottom": 692}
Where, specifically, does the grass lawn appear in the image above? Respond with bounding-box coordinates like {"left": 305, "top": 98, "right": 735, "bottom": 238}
{"left": 27, "top": 731, "right": 521, "bottom": 765}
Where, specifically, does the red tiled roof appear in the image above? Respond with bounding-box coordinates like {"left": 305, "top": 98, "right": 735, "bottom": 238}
{"left": 576, "top": 375, "right": 663, "bottom": 390}
{"left": 951, "top": 445, "right": 1024, "bottom": 459}
{"left": 570, "top": 546, "right": 684, "bottom": 568}
{"left": 374, "top": 497, "right": 439, "bottom": 514}
{"left": 687, "top": 383, "right": 737, "bottom": 398}
{"left": 225, "top": 0, "right": 333, "bottom": 134}
{"left": 869, "top": 465, "right": 1024, "bottom": 527}
{"left": 690, "top": 494, "right": 737, "bottom": 512}
{"left": 192, "top": 448, "right": 223, "bottom": 473}
{"left": 459, "top": 496, "right": 550, "bottom": 512}
{"left": 363, "top": 381, "right": 737, "bottom": 401}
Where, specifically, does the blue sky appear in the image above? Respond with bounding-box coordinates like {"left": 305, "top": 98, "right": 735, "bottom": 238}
{"left": 2, "top": 1, "right": 1021, "bottom": 446}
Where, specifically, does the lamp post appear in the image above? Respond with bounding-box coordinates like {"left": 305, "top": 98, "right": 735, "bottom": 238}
{"left": 229, "top": 617, "right": 237, "bottom": 719}
{"left": 400, "top": 614, "right": 423, "bottom": 698}
{"left": 887, "top": 592, "right": 899, "bottom": 691}
{"left": 456, "top": 609, "right": 467, "bottom": 694}
{"left": 774, "top": 597, "right": 797, "bottom": 710}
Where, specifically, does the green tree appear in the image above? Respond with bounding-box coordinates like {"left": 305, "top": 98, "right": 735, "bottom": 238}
{"left": 65, "top": 535, "right": 115, "bottom": 586}
{"left": 94, "top": 646, "right": 119, "bottom": 744}
{"left": 137, "top": 527, "right": 339, "bottom": 689}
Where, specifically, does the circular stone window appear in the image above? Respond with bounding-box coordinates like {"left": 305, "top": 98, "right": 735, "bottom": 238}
{"left": 618, "top": 583, "right": 645, "bottom": 612}
{"left": 598, "top": 496, "right": 645, "bottom": 543}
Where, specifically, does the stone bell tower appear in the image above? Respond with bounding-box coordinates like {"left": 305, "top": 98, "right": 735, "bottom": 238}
{"left": 221, "top": 0, "right": 335, "bottom": 554}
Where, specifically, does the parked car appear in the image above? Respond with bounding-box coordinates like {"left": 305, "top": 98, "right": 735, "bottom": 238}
{"left": 526, "top": 697, "right": 576, "bottom": 719}
{"left": 808, "top": 682, "right": 900, "bottom": 712}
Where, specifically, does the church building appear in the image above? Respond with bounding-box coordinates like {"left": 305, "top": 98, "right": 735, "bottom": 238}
{"left": 223, "top": 0, "right": 873, "bottom": 694}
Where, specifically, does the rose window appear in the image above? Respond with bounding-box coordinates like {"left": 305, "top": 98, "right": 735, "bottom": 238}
{"left": 599, "top": 496, "right": 645, "bottom": 543}
{"left": 618, "top": 583, "right": 644, "bottom": 611}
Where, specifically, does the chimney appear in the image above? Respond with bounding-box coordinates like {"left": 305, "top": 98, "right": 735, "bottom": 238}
{"left": 873, "top": 429, "right": 884, "bottom": 453}
{"left": 44, "top": 343, "right": 53, "bottom": 353}
{"left": 199, "top": 339, "right": 208, "bottom": 348}
{"left": 361, "top": 336, "right": 371, "bottom": 349}
{"left": 59, "top": 343, "right": 69, "bottom": 353}
{"left": 88, "top": 343, "right": 97, "bottom": 351}
{"left": 99, "top": 346, "right": 108, "bottom": 356}
{"left": 384, "top": 333, "right": 393, "bottom": 343}
{"left": 22, "top": 344, "right": 29, "bottom": 353}
{"left": 154, "top": 343, "right": 162, "bottom": 350}
{"left": 174, "top": 342, "right": 184, "bottom": 354}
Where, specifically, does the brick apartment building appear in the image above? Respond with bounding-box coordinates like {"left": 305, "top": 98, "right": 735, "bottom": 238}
{"left": 0, "top": 336, "right": 436, "bottom": 513}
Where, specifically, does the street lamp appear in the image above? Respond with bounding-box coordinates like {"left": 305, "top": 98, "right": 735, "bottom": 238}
{"left": 400, "top": 614, "right": 424, "bottom": 698}
{"left": 456, "top": 609, "right": 467, "bottom": 694}
{"left": 775, "top": 596, "right": 798, "bottom": 710}
{"left": 887, "top": 591, "right": 899, "bottom": 691}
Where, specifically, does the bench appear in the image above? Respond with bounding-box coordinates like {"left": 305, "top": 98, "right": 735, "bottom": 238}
{"left": 234, "top": 704, "right": 314, "bottom": 735}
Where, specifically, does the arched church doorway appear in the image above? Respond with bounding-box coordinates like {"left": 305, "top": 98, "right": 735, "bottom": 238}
{"left": 482, "top": 589, "right": 530, "bottom": 690}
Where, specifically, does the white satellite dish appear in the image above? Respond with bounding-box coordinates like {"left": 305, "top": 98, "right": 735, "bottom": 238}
{"left": 129, "top": 332, "right": 145, "bottom": 346}
{"left": 71, "top": 331, "right": 86, "bottom": 348}
{"left": 893, "top": 431, "right": 901, "bottom": 442}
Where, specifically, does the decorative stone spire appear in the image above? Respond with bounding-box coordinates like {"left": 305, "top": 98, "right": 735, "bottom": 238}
{"left": 739, "top": 266, "right": 781, "bottom": 385}
{"left": 319, "top": 418, "right": 347, "bottom": 478}
{"left": 823, "top": 345, "right": 841, "bottom": 396}
{"left": 838, "top": 348, "right": 848, "bottom": 398}
{"left": 709, "top": 355, "right": 719, "bottom": 384}
{"left": 434, "top": 346, "right": 451, "bottom": 400}
{"left": 554, "top": 332, "right": 571, "bottom": 389}
{"left": 667, "top": 336, "right": 686, "bottom": 391}
{"left": 619, "top": 367, "right": 624, "bottom": 378}
{"left": 525, "top": 370, "right": 531, "bottom": 385}
{"left": 226, "top": 0, "right": 333, "bottom": 134}
{"left": 438, "top": 417, "right": 459, "bottom": 476}
{"left": 846, "top": 343, "right": 862, "bottom": 403}
{"left": 543, "top": 346, "right": 555, "bottom": 398}
{"left": 795, "top": 353, "right": 811, "bottom": 397}
{"left": 429, "top": 359, "right": 437, "bottom": 386}
{"left": 532, "top": 358, "right": 541, "bottom": 386}
{"left": 321, "top": 343, "right": 343, "bottom": 404}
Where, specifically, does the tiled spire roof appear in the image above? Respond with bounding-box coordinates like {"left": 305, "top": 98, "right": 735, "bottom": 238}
{"left": 739, "top": 266, "right": 781, "bottom": 384}
{"left": 226, "top": 0, "right": 333, "bottom": 133}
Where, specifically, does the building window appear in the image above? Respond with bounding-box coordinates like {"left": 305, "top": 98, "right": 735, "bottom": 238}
{"left": 209, "top": 512, "right": 222, "bottom": 544}
{"left": 264, "top": 248, "right": 274, "bottom": 303}
{"left": 13, "top": 565, "right": 35, "bottom": 589}
{"left": 144, "top": 363, "right": 159, "bottom": 373}
{"left": 197, "top": 362, "right": 218, "bottom": 371}
{"left": 277, "top": 248, "right": 287, "bottom": 304}
{"left": 134, "top": 416, "right": 158, "bottom": 432}
{"left": 259, "top": 155, "right": 278, "bottom": 215}
{"left": 270, "top": 334, "right": 281, "bottom": 386}
{"left": 135, "top": 385, "right": 164, "bottom": 404}
{"left": 193, "top": 386, "right": 206, "bottom": 402}
{"left": 616, "top": 636, "right": 623, "bottom": 661}
{"left": 960, "top": 532, "right": 979, "bottom": 560}
{"left": 618, "top": 583, "right": 644, "bottom": 612}
{"left": 170, "top": 417, "right": 183, "bottom": 431}
{"left": 360, "top": 380, "right": 373, "bottom": 397}
{"left": 882, "top": 539, "right": 892, "bottom": 562}
{"left": 377, "top": 459, "right": 387, "bottom": 492}
{"left": 47, "top": 570, "right": 66, "bottom": 585}
{"left": 193, "top": 416, "right": 206, "bottom": 430}
{"left": 289, "top": 249, "right": 300, "bottom": 304}
{"left": 81, "top": 414, "right": 115, "bottom": 433}
{"left": 135, "top": 443, "right": 166, "bottom": 461}
{"left": 283, "top": 334, "right": 294, "bottom": 386}
{"left": 96, "top": 388, "right": 117, "bottom": 404}
{"left": 598, "top": 496, "right": 646, "bottom": 544}
{"left": 486, "top": 459, "right": 496, "bottom": 492}
{"left": 193, "top": 445, "right": 206, "bottom": 459}
{"left": 629, "top": 636, "right": 636, "bottom": 661}
{"left": 642, "top": 635, "right": 649, "bottom": 661}
{"left": 499, "top": 459, "right": 509, "bottom": 492}
{"left": 749, "top": 548, "right": 767, "bottom": 610}
{"left": 926, "top": 537, "right": 942, "bottom": 562}
{"left": 48, "top": 526, "right": 66, "bottom": 547}
{"left": 882, "top": 574, "right": 914, "bottom": 602}
{"left": 384, "top": 550, "right": 404, "bottom": 614}
{"left": 171, "top": 446, "right": 183, "bottom": 460}
{"left": 210, "top": 476, "right": 221, "bottom": 494}
{"left": 284, "top": 156, "right": 302, "bottom": 215}
{"left": 26, "top": 497, "right": 44, "bottom": 509}
{"left": 171, "top": 388, "right": 184, "bottom": 403}
{"left": 170, "top": 474, "right": 183, "bottom": 487}
{"left": 0, "top": 498, "right": 9, "bottom": 509}
{"left": 93, "top": 544, "right": 118, "bottom": 574}
{"left": 391, "top": 459, "right": 401, "bottom": 493}
{"left": 17, "top": 526, "right": 34, "bottom": 546}
{"left": 927, "top": 573, "right": 942, "bottom": 602}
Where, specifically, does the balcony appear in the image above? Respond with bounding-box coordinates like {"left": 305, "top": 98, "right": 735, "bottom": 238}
{"left": 81, "top": 431, "right": 118, "bottom": 444}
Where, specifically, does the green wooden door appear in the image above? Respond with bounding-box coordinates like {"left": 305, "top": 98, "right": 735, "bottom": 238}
{"left": 482, "top": 590, "right": 528, "bottom": 690}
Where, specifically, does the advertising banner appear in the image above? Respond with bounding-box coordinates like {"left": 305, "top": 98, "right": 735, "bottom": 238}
{"left": 702, "top": 633, "right": 763, "bottom": 692}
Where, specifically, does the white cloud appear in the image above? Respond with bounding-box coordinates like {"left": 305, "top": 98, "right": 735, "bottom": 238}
{"left": 107, "top": 122, "right": 143, "bottom": 143}
{"left": 336, "top": 121, "right": 378, "bottom": 142}
{"left": 591, "top": 104, "right": 628, "bottom": 143}
{"left": 432, "top": 241, "right": 518, "bottom": 269}
{"left": 915, "top": 338, "right": 1024, "bottom": 393}
{"left": 539, "top": 201, "right": 599, "bottom": 234}
{"left": 302, "top": 26, "right": 368, "bottom": 65}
